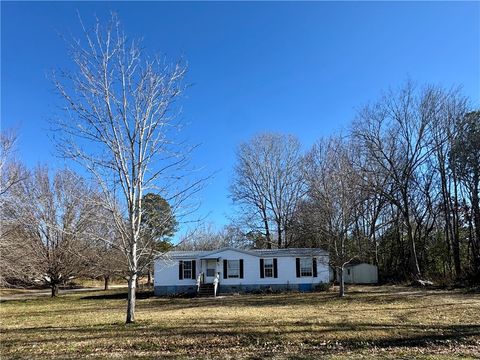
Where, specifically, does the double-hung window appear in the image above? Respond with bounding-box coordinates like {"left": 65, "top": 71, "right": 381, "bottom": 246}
{"left": 227, "top": 260, "right": 240, "bottom": 278}
{"left": 300, "top": 258, "right": 313, "bottom": 277}
{"left": 264, "top": 258, "right": 274, "bottom": 278}
{"left": 183, "top": 260, "right": 193, "bottom": 279}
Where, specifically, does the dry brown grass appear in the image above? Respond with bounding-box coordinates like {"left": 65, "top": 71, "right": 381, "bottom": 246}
{"left": 1, "top": 285, "right": 479, "bottom": 359}
{"left": 0, "top": 288, "right": 33, "bottom": 296}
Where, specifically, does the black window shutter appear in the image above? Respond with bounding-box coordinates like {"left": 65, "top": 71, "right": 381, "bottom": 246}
{"left": 296, "top": 258, "right": 300, "bottom": 278}
{"left": 223, "top": 259, "right": 228, "bottom": 279}
{"left": 192, "top": 260, "right": 196, "bottom": 279}
{"left": 239, "top": 259, "right": 244, "bottom": 279}
{"left": 273, "top": 258, "right": 278, "bottom": 278}
{"left": 313, "top": 257, "right": 317, "bottom": 277}
{"left": 260, "top": 259, "right": 264, "bottom": 278}
{"left": 179, "top": 260, "right": 183, "bottom": 280}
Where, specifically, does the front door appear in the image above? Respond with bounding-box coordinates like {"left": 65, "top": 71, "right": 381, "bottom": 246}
{"left": 204, "top": 260, "right": 217, "bottom": 283}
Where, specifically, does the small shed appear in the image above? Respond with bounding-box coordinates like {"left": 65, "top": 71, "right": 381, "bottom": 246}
{"left": 343, "top": 263, "right": 378, "bottom": 284}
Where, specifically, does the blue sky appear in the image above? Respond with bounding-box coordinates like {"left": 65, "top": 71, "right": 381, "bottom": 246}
{"left": 2, "top": 1, "right": 479, "bottom": 232}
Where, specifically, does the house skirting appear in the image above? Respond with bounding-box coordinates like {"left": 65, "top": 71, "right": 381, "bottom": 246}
{"left": 154, "top": 283, "right": 324, "bottom": 296}
{"left": 154, "top": 285, "right": 197, "bottom": 296}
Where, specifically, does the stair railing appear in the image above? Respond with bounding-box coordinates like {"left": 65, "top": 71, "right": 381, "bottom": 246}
{"left": 213, "top": 272, "right": 220, "bottom": 297}
{"left": 196, "top": 272, "right": 203, "bottom": 293}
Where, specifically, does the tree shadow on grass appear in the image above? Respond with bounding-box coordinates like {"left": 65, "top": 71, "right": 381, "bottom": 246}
{"left": 78, "top": 286, "right": 477, "bottom": 309}
{"left": 2, "top": 321, "right": 479, "bottom": 357}
{"left": 81, "top": 290, "right": 155, "bottom": 300}
{"left": 3, "top": 290, "right": 477, "bottom": 320}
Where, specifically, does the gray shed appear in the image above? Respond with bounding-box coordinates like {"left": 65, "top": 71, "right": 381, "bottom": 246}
{"left": 342, "top": 263, "right": 378, "bottom": 284}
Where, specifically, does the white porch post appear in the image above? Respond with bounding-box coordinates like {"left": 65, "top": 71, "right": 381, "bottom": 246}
{"left": 213, "top": 273, "right": 219, "bottom": 297}
{"left": 196, "top": 260, "right": 202, "bottom": 293}
{"left": 196, "top": 273, "right": 202, "bottom": 293}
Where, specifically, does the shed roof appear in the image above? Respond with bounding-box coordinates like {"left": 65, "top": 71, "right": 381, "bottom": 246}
{"left": 345, "top": 262, "right": 377, "bottom": 268}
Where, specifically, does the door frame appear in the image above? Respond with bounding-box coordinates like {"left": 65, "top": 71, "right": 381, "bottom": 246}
{"left": 202, "top": 259, "right": 218, "bottom": 283}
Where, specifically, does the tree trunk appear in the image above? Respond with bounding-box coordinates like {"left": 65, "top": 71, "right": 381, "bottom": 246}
{"left": 51, "top": 283, "right": 59, "bottom": 297}
{"left": 277, "top": 222, "right": 282, "bottom": 248}
{"left": 402, "top": 192, "right": 421, "bottom": 279}
{"left": 440, "top": 167, "right": 454, "bottom": 276}
{"left": 466, "top": 206, "right": 475, "bottom": 267}
{"left": 372, "top": 231, "right": 379, "bottom": 267}
{"left": 471, "top": 178, "right": 480, "bottom": 272}
{"left": 339, "top": 267, "right": 345, "bottom": 297}
{"left": 147, "top": 269, "right": 152, "bottom": 286}
{"left": 452, "top": 176, "right": 461, "bottom": 278}
{"left": 127, "top": 232, "right": 139, "bottom": 324}
{"left": 261, "top": 207, "right": 271, "bottom": 249}
{"left": 104, "top": 276, "right": 110, "bottom": 291}
{"left": 406, "top": 222, "right": 421, "bottom": 279}
{"left": 126, "top": 273, "right": 137, "bottom": 324}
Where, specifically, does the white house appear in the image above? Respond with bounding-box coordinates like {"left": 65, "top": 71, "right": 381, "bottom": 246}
{"left": 154, "top": 247, "right": 329, "bottom": 296}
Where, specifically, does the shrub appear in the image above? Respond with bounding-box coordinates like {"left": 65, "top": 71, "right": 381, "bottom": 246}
{"left": 314, "top": 282, "right": 332, "bottom": 292}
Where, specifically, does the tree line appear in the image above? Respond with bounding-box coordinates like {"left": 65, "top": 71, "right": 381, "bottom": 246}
{"left": 229, "top": 83, "right": 479, "bottom": 285}
{"left": 0, "top": 14, "right": 478, "bottom": 325}
{"left": 0, "top": 159, "right": 177, "bottom": 296}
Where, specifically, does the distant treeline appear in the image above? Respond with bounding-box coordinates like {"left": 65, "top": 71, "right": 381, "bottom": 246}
{"left": 1, "top": 81, "right": 479, "bottom": 288}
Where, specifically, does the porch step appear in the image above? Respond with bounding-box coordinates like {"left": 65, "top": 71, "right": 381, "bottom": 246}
{"left": 197, "top": 283, "right": 215, "bottom": 297}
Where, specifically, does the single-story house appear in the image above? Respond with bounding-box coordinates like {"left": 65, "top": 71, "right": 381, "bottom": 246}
{"left": 154, "top": 247, "right": 329, "bottom": 296}
{"left": 335, "top": 262, "right": 378, "bottom": 284}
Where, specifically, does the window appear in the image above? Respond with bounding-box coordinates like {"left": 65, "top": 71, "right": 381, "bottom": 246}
{"left": 223, "top": 259, "right": 243, "bottom": 279}
{"left": 227, "top": 260, "right": 240, "bottom": 278}
{"left": 183, "top": 260, "right": 193, "bottom": 279}
{"left": 206, "top": 268, "right": 215, "bottom": 277}
{"left": 300, "top": 258, "right": 313, "bottom": 277}
{"left": 264, "top": 258, "right": 273, "bottom": 278}
{"left": 347, "top": 269, "right": 351, "bottom": 275}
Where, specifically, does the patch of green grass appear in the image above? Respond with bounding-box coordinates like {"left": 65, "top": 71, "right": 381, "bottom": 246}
{"left": 1, "top": 286, "right": 479, "bottom": 359}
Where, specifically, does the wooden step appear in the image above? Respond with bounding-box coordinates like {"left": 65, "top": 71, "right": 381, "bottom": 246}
{"left": 197, "top": 283, "right": 215, "bottom": 297}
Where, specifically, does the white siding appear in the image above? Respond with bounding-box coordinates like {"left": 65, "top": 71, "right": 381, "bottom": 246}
{"left": 154, "top": 258, "right": 197, "bottom": 286}
{"left": 154, "top": 249, "right": 329, "bottom": 287}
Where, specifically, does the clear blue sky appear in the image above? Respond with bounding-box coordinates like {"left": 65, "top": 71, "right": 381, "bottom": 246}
{"left": 2, "top": 1, "right": 479, "bottom": 232}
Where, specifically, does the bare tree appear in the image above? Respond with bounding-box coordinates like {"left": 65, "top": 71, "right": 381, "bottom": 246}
{"left": 352, "top": 82, "right": 440, "bottom": 279}
{"left": 230, "top": 138, "right": 274, "bottom": 247}
{"left": 176, "top": 223, "right": 250, "bottom": 251}
{"left": 450, "top": 110, "right": 480, "bottom": 275}
{"left": 86, "top": 207, "right": 127, "bottom": 290}
{"left": 0, "top": 129, "right": 30, "bottom": 286}
{"left": 228, "top": 82, "right": 476, "bottom": 284}
{"left": 304, "top": 137, "right": 364, "bottom": 297}
{"left": 0, "top": 129, "right": 26, "bottom": 197}
{"left": 230, "top": 133, "right": 306, "bottom": 248}
{"left": 52, "top": 14, "right": 203, "bottom": 323}
{"left": 426, "top": 88, "right": 468, "bottom": 278}
{"left": 2, "top": 167, "right": 97, "bottom": 296}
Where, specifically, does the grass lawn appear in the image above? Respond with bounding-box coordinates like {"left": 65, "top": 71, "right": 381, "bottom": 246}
{"left": 0, "top": 285, "right": 479, "bottom": 359}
